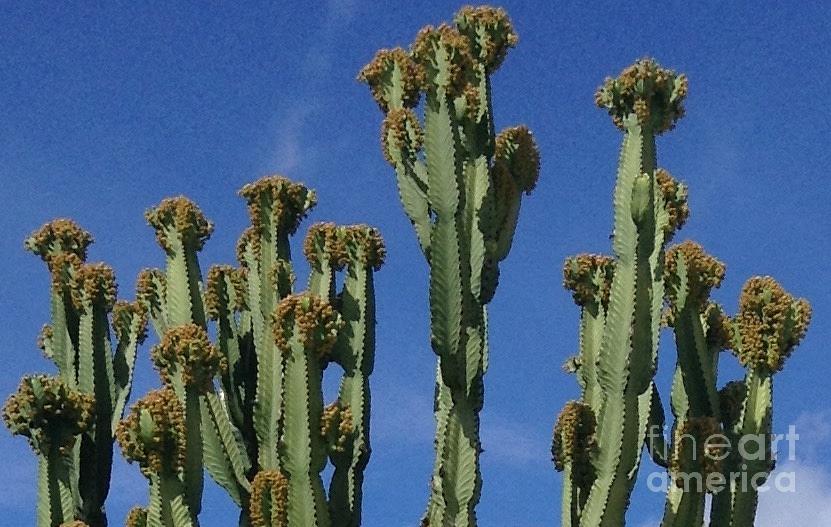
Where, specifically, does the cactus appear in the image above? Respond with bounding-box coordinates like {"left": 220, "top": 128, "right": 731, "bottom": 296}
{"left": 129, "top": 175, "right": 384, "bottom": 526}
{"left": 360, "top": 6, "right": 538, "bottom": 524}
{"left": 3, "top": 219, "right": 146, "bottom": 527}
{"left": 554, "top": 58, "right": 812, "bottom": 527}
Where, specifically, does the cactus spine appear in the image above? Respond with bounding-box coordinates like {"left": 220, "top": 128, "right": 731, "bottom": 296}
{"left": 360, "top": 6, "right": 538, "bottom": 525}
{"left": 3, "top": 220, "right": 146, "bottom": 527}
{"left": 555, "top": 58, "right": 812, "bottom": 527}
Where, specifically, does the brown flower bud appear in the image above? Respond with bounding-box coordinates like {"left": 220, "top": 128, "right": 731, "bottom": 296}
{"left": 562, "top": 254, "right": 616, "bottom": 310}
{"left": 145, "top": 197, "right": 213, "bottom": 254}
{"left": 357, "top": 48, "right": 424, "bottom": 112}
{"left": 25, "top": 218, "right": 93, "bottom": 264}
{"left": 151, "top": 324, "right": 226, "bottom": 393}
{"left": 454, "top": 5, "right": 518, "bottom": 72}
{"left": 116, "top": 387, "right": 186, "bottom": 476}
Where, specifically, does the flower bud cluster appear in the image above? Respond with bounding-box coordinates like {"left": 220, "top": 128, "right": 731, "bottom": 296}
{"left": 205, "top": 265, "right": 248, "bottom": 319}
{"left": 357, "top": 48, "right": 424, "bottom": 112}
{"left": 249, "top": 470, "right": 288, "bottom": 527}
{"left": 151, "top": 324, "right": 226, "bottom": 393}
{"left": 239, "top": 176, "right": 316, "bottom": 237}
{"left": 412, "top": 24, "right": 474, "bottom": 98}
{"left": 595, "top": 58, "right": 688, "bottom": 134}
{"left": 734, "top": 276, "right": 811, "bottom": 372}
{"left": 321, "top": 401, "right": 354, "bottom": 454}
{"left": 495, "top": 126, "right": 540, "bottom": 194}
{"left": 25, "top": 219, "right": 94, "bottom": 264}
{"left": 552, "top": 401, "right": 597, "bottom": 487}
{"left": 454, "top": 5, "right": 518, "bottom": 72}
{"left": 664, "top": 241, "right": 726, "bottom": 313}
{"left": 116, "top": 387, "right": 185, "bottom": 476}
{"left": 670, "top": 416, "right": 725, "bottom": 491}
{"left": 145, "top": 197, "right": 214, "bottom": 253}
{"left": 380, "top": 107, "right": 423, "bottom": 166}
{"left": 3, "top": 375, "right": 94, "bottom": 455}
{"left": 272, "top": 294, "right": 342, "bottom": 359}
{"left": 655, "top": 169, "right": 689, "bottom": 239}
{"left": 562, "top": 254, "right": 616, "bottom": 310}
{"left": 70, "top": 262, "right": 117, "bottom": 311}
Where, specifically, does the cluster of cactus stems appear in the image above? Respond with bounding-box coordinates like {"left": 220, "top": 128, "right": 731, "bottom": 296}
{"left": 553, "top": 58, "right": 812, "bottom": 527}
{"left": 4, "top": 6, "right": 814, "bottom": 527}
{"left": 6, "top": 174, "right": 384, "bottom": 527}
{"left": 3, "top": 219, "right": 147, "bottom": 526}
{"left": 360, "top": 5, "right": 539, "bottom": 525}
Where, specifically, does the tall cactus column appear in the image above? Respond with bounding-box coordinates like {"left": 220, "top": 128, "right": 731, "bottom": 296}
{"left": 360, "top": 6, "right": 538, "bottom": 525}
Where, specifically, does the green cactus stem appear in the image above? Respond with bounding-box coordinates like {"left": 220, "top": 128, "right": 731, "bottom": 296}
{"left": 360, "top": 6, "right": 537, "bottom": 524}
{"left": 4, "top": 375, "right": 95, "bottom": 527}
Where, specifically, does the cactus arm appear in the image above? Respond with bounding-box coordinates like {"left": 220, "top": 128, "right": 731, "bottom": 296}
{"left": 578, "top": 305, "right": 606, "bottom": 412}
{"left": 645, "top": 384, "right": 669, "bottom": 468}
{"left": 112, "top": 302, "right": 147, "bottom": 432}
{"left": 281, "top": 337, "right": 330, "bottom": 527}
{"left": 164, "top": 235, "right": 206, "bottom": 328}
{"left": 326, "top": 269, "right": 370, "bottom": 524}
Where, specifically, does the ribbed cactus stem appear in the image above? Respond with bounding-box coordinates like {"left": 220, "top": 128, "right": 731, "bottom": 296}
{"left": 326, "top": 226, "right": 384, "bottom": 526}
{"left": 273, "top": 294, "right": 341, "bottom": 526}
{"left": 577, "top": 58, "right": 687, "bottom": 527}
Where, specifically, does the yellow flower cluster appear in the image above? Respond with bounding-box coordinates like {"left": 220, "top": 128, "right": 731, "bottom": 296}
{"left": 670, "top": 416, "right": 725, "bottom": 491}
{"left": 303, "top": 222, "right": 349, "bottom": 271}
{"left": 125, "top": 507, "right": 148, "bottom": 527}
{"left": 112, "top": 300, "right": 149, "bottom": 345}
{"left": 562, "top": 254, "right": 616, "bottom": 310}
{"left": 249, "top": 470, "right": 288, "bottom": 527}
{"left": 151, "top": 324, "right": 226, "bottom": 393}
{"left": 3, "top": 375, "right": 94, "bottom": 455}
{"left": 116, "top": 387, "right": 186, "bottom": 476}
{"left": 25, "top": 218, "right": 94, "bottom": 263}
{"left": 595, "top": 58, "right": 688, "bottom": 134}
{"left": 205, "top": 265, "right": 248, "bottom": 319}
{"left": 412, "top": 24, "right": 474, "bottom": 98}
{"left": 380, "top": 107, "right": 423, "bottom": 167}
{"left": 145, "top": 197, "right": 214, "bottom": 253}
{"left": 272, "top": 294, "right": 342, "bottom": 359}
{"left": 495, "top": 126, "right": 540, "bottom": 194}
{"left": 70, "top": 262, "right": 118, "bottom": 311}
{"left": 454, "top": 5, "right": 518, "bottom": 72}
{"left": 321, "top": 401, "right": 354, "bottom": 454}
{"left": 664, "top": 241, "right": 726, "bottom": 313}
{"left": 239, "top": 175, "right": 316, "bottom": 237}
{"left": 552, "top": 401, "right": 597, "bottom": 487}
{"left": 655, "top": 169, "right": 689, "bottom": 240}
{"left": 357, "top": 48, "right": 423, "bottom": 112}
{"left": 734, "top": 276, "right": 811, "bottom": 372}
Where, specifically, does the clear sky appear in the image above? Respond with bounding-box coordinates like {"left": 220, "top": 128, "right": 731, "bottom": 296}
{"left": 1, "top": 1, "right": 829, "bottom": 525}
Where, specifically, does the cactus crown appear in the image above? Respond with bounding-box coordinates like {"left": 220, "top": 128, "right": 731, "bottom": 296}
{"left": 495, "top": 126, "right": 540, "bottom": 193}
{"left": 205, "top": 265, "right": 248, "bottom": 318}
{"left": 669, "top": 416, "right": 725, "bottom": 491}
{"left": 112, "top": 300, "right": 149, "bottom": 344}
{"left": 151, "top": 324, "right": 226, "bottom": 392}
{"left": 2, "top": 375, "right": 94, "bottom": 455}
{"left": 145, "top": 196, "right": 214, "bottom": 253}
{"left": 25, "top": 218, "right": 94, "bottom": 263}
{"left": 664, "top": 241, "right": 726, "bottom": 312}
{"left": 115, "top": 387, "right": 186, "bottom": 476}
{"left": 552, "top": 401, "right": 597, "bottom": 482}
{"left": 380, "top": 107, "right": 424, "bottom": 165}
{"left": 733, "top": 276, "right": 812, "bottom": 372}
{"left": 357, "top": 48, "right": 424, "bottom": 112}
{"left": 321, "top": 401, "right": 354, "bottom": 454}
{"left": 655, "top": 169, "right": 690, "bottom": 239}
{"left": 344, "top": 225, "right": 386, "bottom": 270}
{"left": 249, "top": 470, "right": 289, "bottom": 527}
{"left": 239, "top": 175, "right": 317, "bottom": 236}
{"left": 70, "top": 262, "right": 118, "bottom": 311}
{"left": 562, "top": 254, "right": 616, "bottom": 310}
{"left": 453, "top": 5, "right": 518, "bottom": 72}
{"left": 272, "top": 293, "right": 342, "bottom": 359}
{"left": 48, "top": 252, "right": 83, "bottom": 295}
{"left": 411, "top": 24, "right": 474, "bottom": 97}
{"left": 125, "top": 507, "right": 148, "bottom": 527}
{"left": 595, "top": 58, "right": 688, "bottom": 134}
{"left": 303, "top": 222, "right": 349, "bottom": 271}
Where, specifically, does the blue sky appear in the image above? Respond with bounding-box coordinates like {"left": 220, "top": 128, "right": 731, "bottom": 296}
{"left": 1, "top": 1, "right": 829, "bottom": 525}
